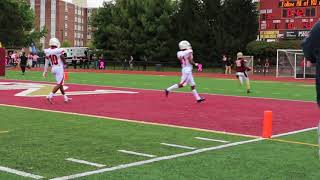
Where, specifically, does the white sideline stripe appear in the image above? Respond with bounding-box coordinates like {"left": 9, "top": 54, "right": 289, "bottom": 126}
{"left": 4, "top": 79, "right": 315, "bottom": 104}
{"left": 66, "top": 158, "right": 106, "bottom": 168}
{"left": 160, "top": 143, "right": 197, "bottom": 150}
{"left": 118, "top": 150, "right": 157, "bottom": 158}
{"left": 271, "top": 127, "right": 317, "bottom": 138}
{"left": 0, "top": 166, "right": 44, "bottom": 179}
{"left": 50, "top": 138, "right": 263, "bottom": 180}
{"left": 195, "top": 137, "right": 229, "bottom": 143}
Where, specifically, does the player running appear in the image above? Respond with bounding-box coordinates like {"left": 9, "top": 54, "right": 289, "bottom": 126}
{"left": 165, "top": 40, "right": 205, "bottom": 103}
{"left": 43, "top": 38, "right": 71, "bottom": 104}
{"left": 235, "top": 52, "right": 251, "bottom": 94}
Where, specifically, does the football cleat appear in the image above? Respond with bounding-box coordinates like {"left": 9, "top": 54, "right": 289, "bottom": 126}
{"left": 197, "top": 97, "right": 206, "bottom": 103}
{"left": 165, "top": 89, "right": 169, "bottom": 97}
{"left": 64, "top": 97, "right": 72, "bottom": 103}
{"left": 46, "top": 97, "right": 54, "bottom": 104}
{"left": 247, "top": 89, "right": 251, "bottom": 94}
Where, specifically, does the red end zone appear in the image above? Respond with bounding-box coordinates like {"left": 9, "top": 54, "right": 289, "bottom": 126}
{"left": 0, "top": 80, "right": 318, "bottom": 137}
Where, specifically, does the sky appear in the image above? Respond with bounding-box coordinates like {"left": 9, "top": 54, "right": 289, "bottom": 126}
{"left": 87, "top": 0, "right": 110, "bottom": 8}
{"left": 64, "top": 0, "right": 111, "bottom": 8}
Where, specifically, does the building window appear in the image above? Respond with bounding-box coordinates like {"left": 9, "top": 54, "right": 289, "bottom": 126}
{"left": 274, "top": 23, "right": 279, "bottom": 29}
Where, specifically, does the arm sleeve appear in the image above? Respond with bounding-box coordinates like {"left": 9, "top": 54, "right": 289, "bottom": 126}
{"left": 302, "top": 21, "right": 320, "bottom": 63}
{"left": 43, "top": 58, "right": 49, "bottom": 73}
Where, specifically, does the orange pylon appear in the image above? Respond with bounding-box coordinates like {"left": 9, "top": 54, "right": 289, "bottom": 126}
{"left": 262, "top": 111, "right": 273, "bottom": 138}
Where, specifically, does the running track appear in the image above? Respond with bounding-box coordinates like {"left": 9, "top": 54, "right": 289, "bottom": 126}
{"left": 0, "top": 80, "right": 318, "bottom": 137}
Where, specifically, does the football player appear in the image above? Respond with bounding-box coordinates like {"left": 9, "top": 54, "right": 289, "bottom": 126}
{"left": 235, "top": 52, "right": 251, "bottom": 94}
{"left": 43, "top": 38, "right": 71, "bottom": 104}
{"left": 165, "top": 40, "right": 205, "bottom": 103}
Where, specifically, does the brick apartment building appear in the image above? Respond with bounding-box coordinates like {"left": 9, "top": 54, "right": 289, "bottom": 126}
{"left": 259, "top": 0, "right": 320, "bottom": 41}
{"left": 29, "top": 0, "right": 96, "bottom": 49}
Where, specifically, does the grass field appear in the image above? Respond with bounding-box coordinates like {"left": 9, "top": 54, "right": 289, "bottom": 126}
{"left": 0, "top": 70, "right": 319, "bottom": 179}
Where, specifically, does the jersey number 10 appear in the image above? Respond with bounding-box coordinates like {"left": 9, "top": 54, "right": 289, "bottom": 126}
{"left": 49, "top": 55, "right": 58, "bottom": 65}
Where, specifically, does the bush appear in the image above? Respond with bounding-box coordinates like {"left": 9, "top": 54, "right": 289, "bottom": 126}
{"left": 246, "top": 40, "right": 302, "bottom": 64}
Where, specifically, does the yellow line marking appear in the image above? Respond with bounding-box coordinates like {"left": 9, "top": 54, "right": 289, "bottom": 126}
{"left": 0, "top": 103, "right": 258, "bottom": 138}
{"left": 269, "top": 138, "right": 318, "bottom": 147}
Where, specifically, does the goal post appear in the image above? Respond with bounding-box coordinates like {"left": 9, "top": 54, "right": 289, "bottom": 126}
{"left": 243, "top": 55, "right": 254, "bottom": 74}
{"left": 276, "top": 49, "right": 315, "bottom": 79}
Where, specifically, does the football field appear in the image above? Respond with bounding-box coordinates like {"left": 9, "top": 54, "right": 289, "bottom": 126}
{"left": 0, "top": 70, "right": 320, "bottom": 179}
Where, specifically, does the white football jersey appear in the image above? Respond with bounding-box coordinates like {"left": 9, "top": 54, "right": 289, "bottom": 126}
{"left": 177, "top": 49, "right": 193, "bottom": 70}
{"left": 44, "top": 48, "right": 65, "bottom": 68}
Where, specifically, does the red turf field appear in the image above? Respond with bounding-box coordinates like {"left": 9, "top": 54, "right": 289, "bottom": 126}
{"left": 0, "top": 80, "right": 318, "bottom": 137}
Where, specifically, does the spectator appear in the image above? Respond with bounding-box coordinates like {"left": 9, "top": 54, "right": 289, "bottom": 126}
{"left": 222, "top": 54, "right": 227, "bottom": 74}
{"left": 129, "top": 55, "right": 134, "bottom": 70}
{"left": 123, "top": 58, "right": 128, "bottom": 70}
{"left": 5, "top": 54, "right": 9, "bottom": 66}
{"left": 11, "top": 51, "right": 18, "bottom": 67}
{"left": 27, "top": 53, "right": 33, "bottom": 68}
{"left": 8, "top": 52, "right": 13, "bottom": 65}
{"left": 20, "top": 52, "right": 27, "bottom": 75}
{"left": 263, "top": 58, "right": 270, "bottom": 74}
{"left": 83, "top": 56, "right": 89, "bottom": 69}
{"left": 143, "top": 56, "right": 148, "bottom": 71}
{"left": 99, "top": 55, "right": 105, "bottom": 69}
{"left": 32, "top": 53, "right": 39, "bottom": 68}
{"left": 92, "top": 54, "right": 98, "bottom": 69}
{"left": 79, "top": 57, "right": 83, "bottom": 68}
{"left": 255, "top": 58, "right": 262, "bottom": 73}
{"left": 72, "top": 56, "right": 77, "bottom": 69}
{"left": 225, "top": 57, "right": 232, "bottom": 74}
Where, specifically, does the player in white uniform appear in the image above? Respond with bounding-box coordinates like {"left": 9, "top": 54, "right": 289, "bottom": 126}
{"left": 43, "top": 38, "right": 71, "bottom": 103}
{"left": 165, "top": 40, "right": 205, "bottom": 103}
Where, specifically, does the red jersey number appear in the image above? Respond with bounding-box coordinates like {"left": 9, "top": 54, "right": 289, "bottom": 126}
{"left": 49, "top": 55, "right": 58, "bottom": 65}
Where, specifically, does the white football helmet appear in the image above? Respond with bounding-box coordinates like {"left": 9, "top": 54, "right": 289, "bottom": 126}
{"left": 49, "top": 38, "right": 61, "bottom": 48}
{"left": 237, "top": 52, "right": 243, "bottom": 59}
{"left": 178, "top": 40, "right": 192, "bottom": 50}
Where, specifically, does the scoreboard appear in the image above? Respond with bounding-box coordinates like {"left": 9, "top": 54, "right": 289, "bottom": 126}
{"left": 259, "top": 0, "right": 320, "bottom": 39}
{"left": 280, "top": 0, "right": 320, "bottom": 7}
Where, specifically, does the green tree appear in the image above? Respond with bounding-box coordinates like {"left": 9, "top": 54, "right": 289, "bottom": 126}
{"left": 0, "top": 0, "right": 44, "bottom": 47}
{"left": 246, "top": 40, "right": 301, "bottom": 62}
{"left": 221, "top": 0, "right": 259, "bottom": 56}
{"left": 92, "top": 0, "right": 175, "bottom": 61}
{"left": 61, "top": 40, "right": 71, "bottom": 47}
{"left": 91, "top": 0, "right": 258, "bottom": 65}
{"left": 170, "top": 0, "right": 223, "bottom": 65}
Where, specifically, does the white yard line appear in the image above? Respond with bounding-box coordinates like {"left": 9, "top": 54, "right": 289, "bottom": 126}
{"left": 50, "top": 138, "right": 263, "bottom": 180}
{"left": 195, "top": 137, "right": 229, "bottom": 143}
{"left": 0, "top": 166, "right": 44, "bottom": 179}
{"left": 118, "top": 150, "right": 157, "bottom": 158}
{"left": 66, "top": 158, "right": 106, "bottom": 168}
{"left": 271, "top": 127, "right": 317, "bottom": 138}
{"left": 160, "top": 143, "right": 197, "bottom": 150}
{"left": 0, "top": 131, "right": 9, "bottom": 134}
